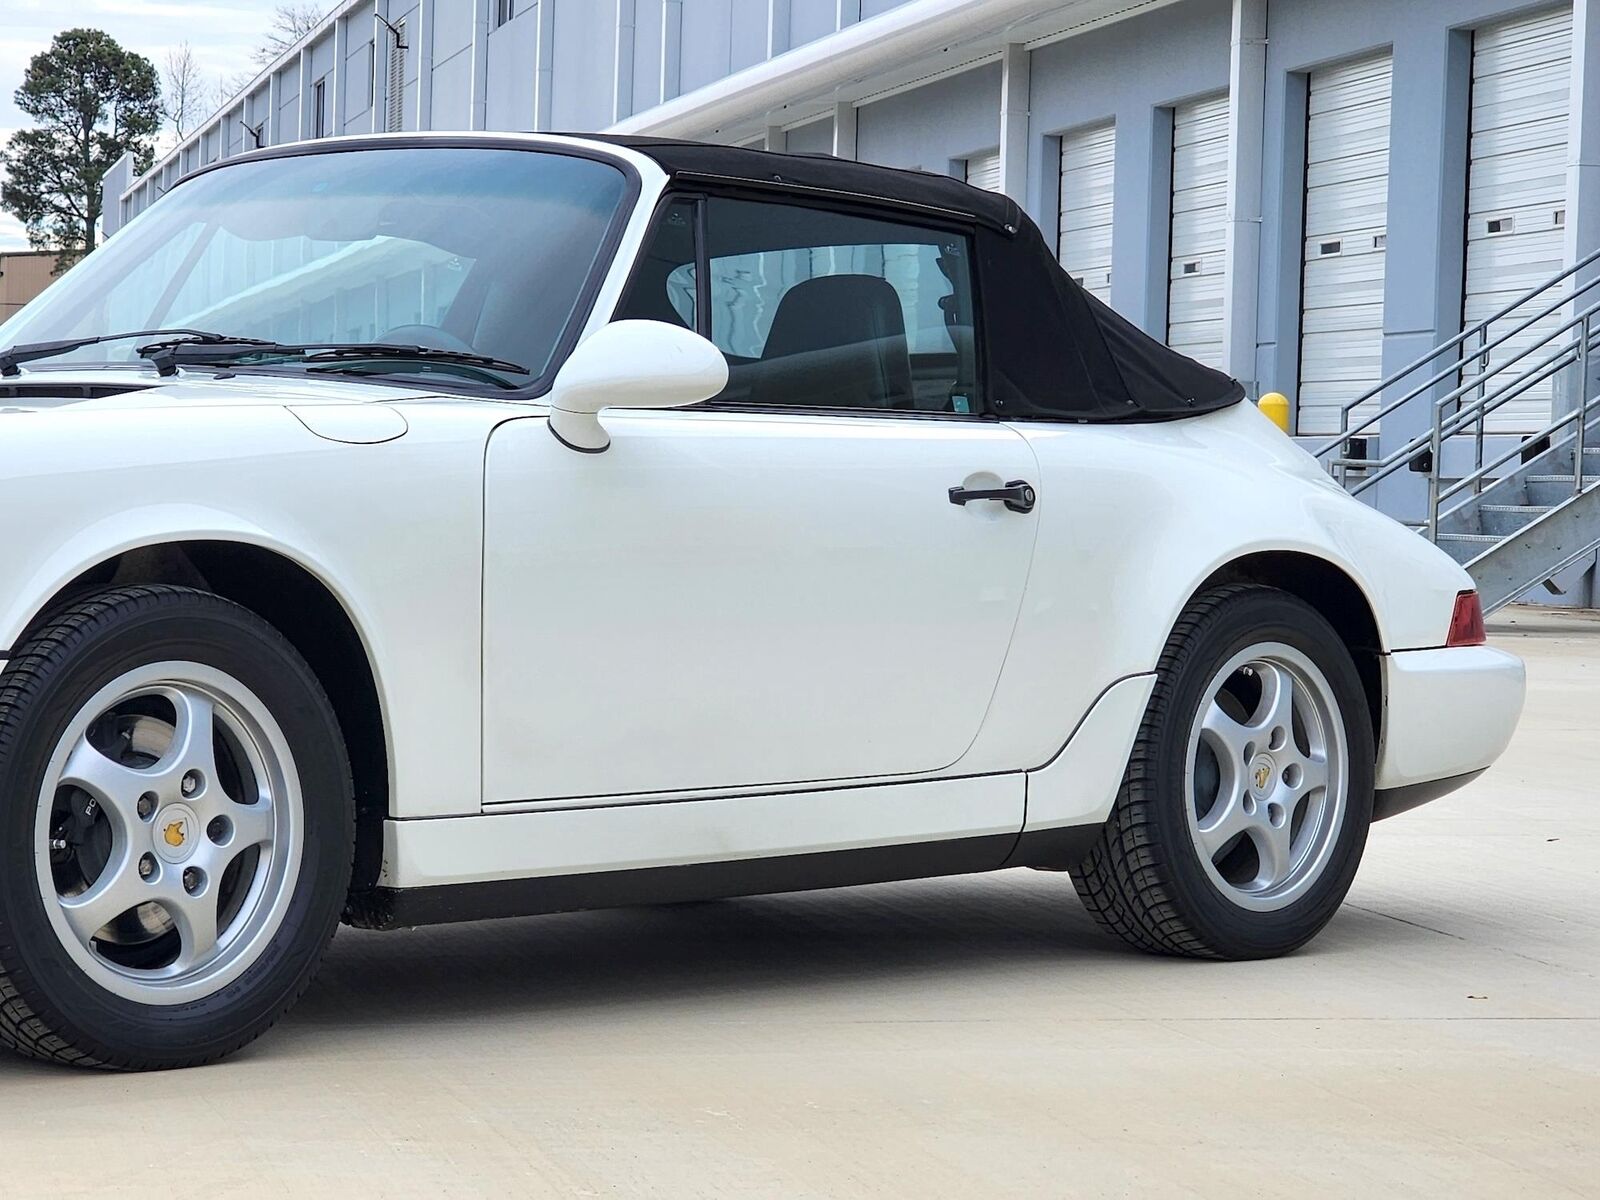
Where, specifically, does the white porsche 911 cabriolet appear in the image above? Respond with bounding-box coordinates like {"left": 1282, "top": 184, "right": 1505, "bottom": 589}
{"left": 0, "top": 133, "right": 1524, "bottom": 1070}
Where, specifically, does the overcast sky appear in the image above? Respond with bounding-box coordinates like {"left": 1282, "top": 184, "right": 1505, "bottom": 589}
{"left": 0, "top": 0, "right": 297, "bottom": 250}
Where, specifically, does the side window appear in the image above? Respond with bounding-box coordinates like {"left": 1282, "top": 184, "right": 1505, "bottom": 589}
{"left": 619, "top": 194, "right": 982, "bottom": 414}
{"left": 617, "top": 199, "right": 699, "bottom": 330}
{"left": 704, "top": 198, "right": 981, "bottom": 414}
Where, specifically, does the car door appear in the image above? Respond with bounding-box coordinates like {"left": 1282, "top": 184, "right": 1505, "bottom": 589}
{"left": 480, "top": 193, "right": 1040, "bottom": 803}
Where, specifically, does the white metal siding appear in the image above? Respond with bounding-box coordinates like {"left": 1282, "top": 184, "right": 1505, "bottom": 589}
{"left": 965, "top": 150, "right": 1002, "bottom": 193}
{"left": 1167, "top": 93, "right": 1230, "bottom": 370}
{"left": 1297, "top": 52, "right": 1392, "bottom": 437}
{"left": 1058, "top": 122, "right": 1116, "bottom": 304}
{"left": 1464, "top": 6, "right": 1573, "bottom": 433}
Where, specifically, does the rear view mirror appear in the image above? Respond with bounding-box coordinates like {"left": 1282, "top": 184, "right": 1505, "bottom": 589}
{"left": 547, "top": 319, "right": 728, "bottom": 452}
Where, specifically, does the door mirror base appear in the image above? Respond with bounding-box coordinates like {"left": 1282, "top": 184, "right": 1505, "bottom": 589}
{"left": 548, "top": 408, "right": 614, "bottom": 453}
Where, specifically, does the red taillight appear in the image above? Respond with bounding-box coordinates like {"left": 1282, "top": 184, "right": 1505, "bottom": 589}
{"left": 1447, "top": 590, "right": 1486, "bottom": 647}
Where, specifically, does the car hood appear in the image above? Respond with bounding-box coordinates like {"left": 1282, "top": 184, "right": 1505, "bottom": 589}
{"left": 0, "top": 368, "right": 446, "bottom": 414}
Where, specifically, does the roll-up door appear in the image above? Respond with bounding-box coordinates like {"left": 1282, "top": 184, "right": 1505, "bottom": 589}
{"left": 1297, "top": 52, "right": 1392, "bottom": 437}
{"left": 1464, "top": 5, "right": 1573, "bottom": 433}
{"left": 1168, "top": 93, "right": 1230, "bottom": 370}
{"left": 1058, "top": 121, "right": 1116, "bottom": 305}
{"left": 965, "top": 150, "right": 1002, "bottom": 193}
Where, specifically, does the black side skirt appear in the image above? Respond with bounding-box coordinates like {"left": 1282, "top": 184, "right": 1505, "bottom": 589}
{"left": 1372, "top": 770, "right": 1487, "bottom": 821}
{"left": 344, "top": 825, "right": 1101, "bottom": 931}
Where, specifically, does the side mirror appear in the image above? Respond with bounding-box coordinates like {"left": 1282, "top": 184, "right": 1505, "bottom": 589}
{"left": 547, "top": 319, "right": 729, "bottom": 452}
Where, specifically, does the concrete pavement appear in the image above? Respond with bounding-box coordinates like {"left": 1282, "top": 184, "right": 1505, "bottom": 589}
{"left": 1, "top": 609, "right": 1595, "bottom": 1197}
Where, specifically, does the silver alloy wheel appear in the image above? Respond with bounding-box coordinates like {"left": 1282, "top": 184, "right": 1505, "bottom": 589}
{"left": 32, "top": 662, "right": 303, "bottom": 1005}
{"left": 1183, "top": 642, "right": 1348, "bottom": 912}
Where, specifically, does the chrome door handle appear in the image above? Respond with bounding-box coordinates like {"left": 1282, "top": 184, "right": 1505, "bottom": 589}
{"left": 948, "top": 480, "right": 1036, "bottom": 514}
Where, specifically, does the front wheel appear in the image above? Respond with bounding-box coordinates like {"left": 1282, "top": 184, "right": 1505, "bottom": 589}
{"left": 1071, "top": 584, "right": 1375, "bottom": 959}
{"left": 0, "top": 586, "right": 353, "bottom": 1068}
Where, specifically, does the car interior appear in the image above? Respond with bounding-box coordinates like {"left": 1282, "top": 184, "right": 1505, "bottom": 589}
{"left": 617, "top": 194, "right": 983, "bottom": 415}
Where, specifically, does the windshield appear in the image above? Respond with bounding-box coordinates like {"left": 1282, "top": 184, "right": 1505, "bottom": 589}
{"left": 0, "top": 145, "right": 632, "bottom": 389}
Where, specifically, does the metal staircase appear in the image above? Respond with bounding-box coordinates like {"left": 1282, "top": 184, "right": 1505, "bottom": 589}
{"left": 1315, "top": 246, "right": 1600, "bottom": 613}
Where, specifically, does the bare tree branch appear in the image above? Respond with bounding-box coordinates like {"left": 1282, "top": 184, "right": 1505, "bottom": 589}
{"left": 253, "top": 4, "right": 328, "bottom": 65}
{"left": 210, "top": 69, "right": 259, "bottom": 116}
{"left": 163, "top": 43, "right": 202, "bottom": 138}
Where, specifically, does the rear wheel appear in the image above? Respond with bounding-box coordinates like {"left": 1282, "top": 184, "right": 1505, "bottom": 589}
{"left": 0, "top": 586, "right": 353, "bottom": 1068}
{"left": 1070, "top": 584, "right": 1375, "bottom": 959}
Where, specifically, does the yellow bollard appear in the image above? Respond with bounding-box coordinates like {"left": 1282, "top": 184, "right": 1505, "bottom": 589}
{"left": 1257, "top": 391, "right": 1291, "bottom": 434}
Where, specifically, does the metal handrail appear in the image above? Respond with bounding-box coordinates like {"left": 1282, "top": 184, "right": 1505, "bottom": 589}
{"left": 1321, "top": 281, "right": 1590, "bottom": 467}
{"left": 1347, "top": 351, "right": 1569, "bottom": 507}
{"left": 1436, "top": 315, "right": 1600, "bottom": 494}
{"left": 1437, "top": 328, "right": 1593, "bottom": 442}
{"left": 1425, "top": 313, "right": 1599, "bottom": 539}
{"left": 1301, "top": 235, "right": 1600, "bottom": 596}
{"left": 1335, "top": 322, "right": 1585, "bottom": 475}
{"left": 1331, "top": 298, "right": 1600, "bottom": 500}
{"left": 1312, "top": 243, "right": 1600, "bottom": 471}
{"left": 1438, "top": 392, "right": 1589, "bottom": 508}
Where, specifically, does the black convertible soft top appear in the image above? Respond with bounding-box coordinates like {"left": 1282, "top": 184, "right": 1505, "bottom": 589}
{"left": 592, "top": 135, "right": 1245, "bottom": 423}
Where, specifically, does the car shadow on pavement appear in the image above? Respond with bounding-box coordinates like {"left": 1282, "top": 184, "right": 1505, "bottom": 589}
{"left": 275, "top": 870, "right": 1446, "bottom": 1038}
{"left": 288, "top": 871, "right": 1128, "bottom": 1027}
{"left": 0, "top": 871, "right": 1457, "bottom": 1078}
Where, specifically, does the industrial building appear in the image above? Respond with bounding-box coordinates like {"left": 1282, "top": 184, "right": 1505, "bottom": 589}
{"left": 100, "top": 0, "right": 1599, "bottom": 597}
{"left": 0, "top": 250, "right": 58, "bottom": 322}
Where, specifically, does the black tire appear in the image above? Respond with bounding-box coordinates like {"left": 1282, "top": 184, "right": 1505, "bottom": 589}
{"left": 1070, "top": 584, "right": 1375, "bottom": 960}
{"left": 0, "top": 586, "right": 353, "bottom": 1069}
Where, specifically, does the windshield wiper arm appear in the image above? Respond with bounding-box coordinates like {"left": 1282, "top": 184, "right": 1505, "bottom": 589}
{"left": 0, "top": 329, "right": 262, "bottom": 378}
{"left": 135, "top": 339, "right": 531, "bottom": 379}
{"left": 299, "top": 343, "right": 531, "bottom": 375}
{"left": 135, "top": 336, "right": 294, "bottom": 376}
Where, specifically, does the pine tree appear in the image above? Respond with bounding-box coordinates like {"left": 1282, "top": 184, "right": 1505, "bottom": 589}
{"left": 0, "top": 29, "right": 161, "bottom": 265}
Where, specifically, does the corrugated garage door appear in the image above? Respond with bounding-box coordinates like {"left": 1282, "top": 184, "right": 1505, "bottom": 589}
{"left": 1464, "top": 6, "right": 1573, "bottom": 433}
{"left": 1167, "top": 93, "right": 1230, "bottom": 370}
{"left": 965, "top": 150, "right": 1001, "bottom": 193}
{"left": 1058, "top": 122, "right": 1116, "bottom": 304}
{"left": 1297, "top": 52, "right": 1392, "bottom": 437}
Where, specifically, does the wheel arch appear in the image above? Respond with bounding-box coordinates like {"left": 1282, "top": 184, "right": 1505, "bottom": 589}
{"left": 9, "top": 538, "right": 390, "bottom": 894}
{"left": 1192, "top": 550, "right": 1384, "bottom": 743}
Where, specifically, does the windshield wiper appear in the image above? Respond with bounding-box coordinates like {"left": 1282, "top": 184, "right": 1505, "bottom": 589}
{"left": 301, "top": 344, "right": 531, "bottom": 376}
{"left": 135, "top": 338, "right": 531, "bottom": 380}
{"left": 135, "top": 337, "right": 304, "bottom": 376}
{"left": 0, "top": 329, "right": 268, "bottom": 378}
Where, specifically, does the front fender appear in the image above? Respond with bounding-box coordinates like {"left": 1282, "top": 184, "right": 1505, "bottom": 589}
{"left": 0, "top": 504, "right": 338, "bottom": 650}
{"left": 0, "top": 401, "right": 494, "bottom": 819}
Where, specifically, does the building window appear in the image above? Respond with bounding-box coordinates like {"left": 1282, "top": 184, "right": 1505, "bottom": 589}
{"left": 313, "top": 78, "right": 327, "bottom": 138}
{"left": 494, "top": 0, "right": 515, "bottom": 28}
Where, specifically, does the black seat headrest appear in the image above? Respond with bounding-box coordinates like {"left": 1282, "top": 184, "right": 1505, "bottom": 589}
{"left": 751, "top": 274, "right": 914, "bottom": 409}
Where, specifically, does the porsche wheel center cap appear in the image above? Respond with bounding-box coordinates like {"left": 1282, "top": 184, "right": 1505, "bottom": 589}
{"left": 154, "top": 803, "right": 200, "bottom": 864}
{"left": 1248, "top": 755, "right": 1276, "bottom": 799}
